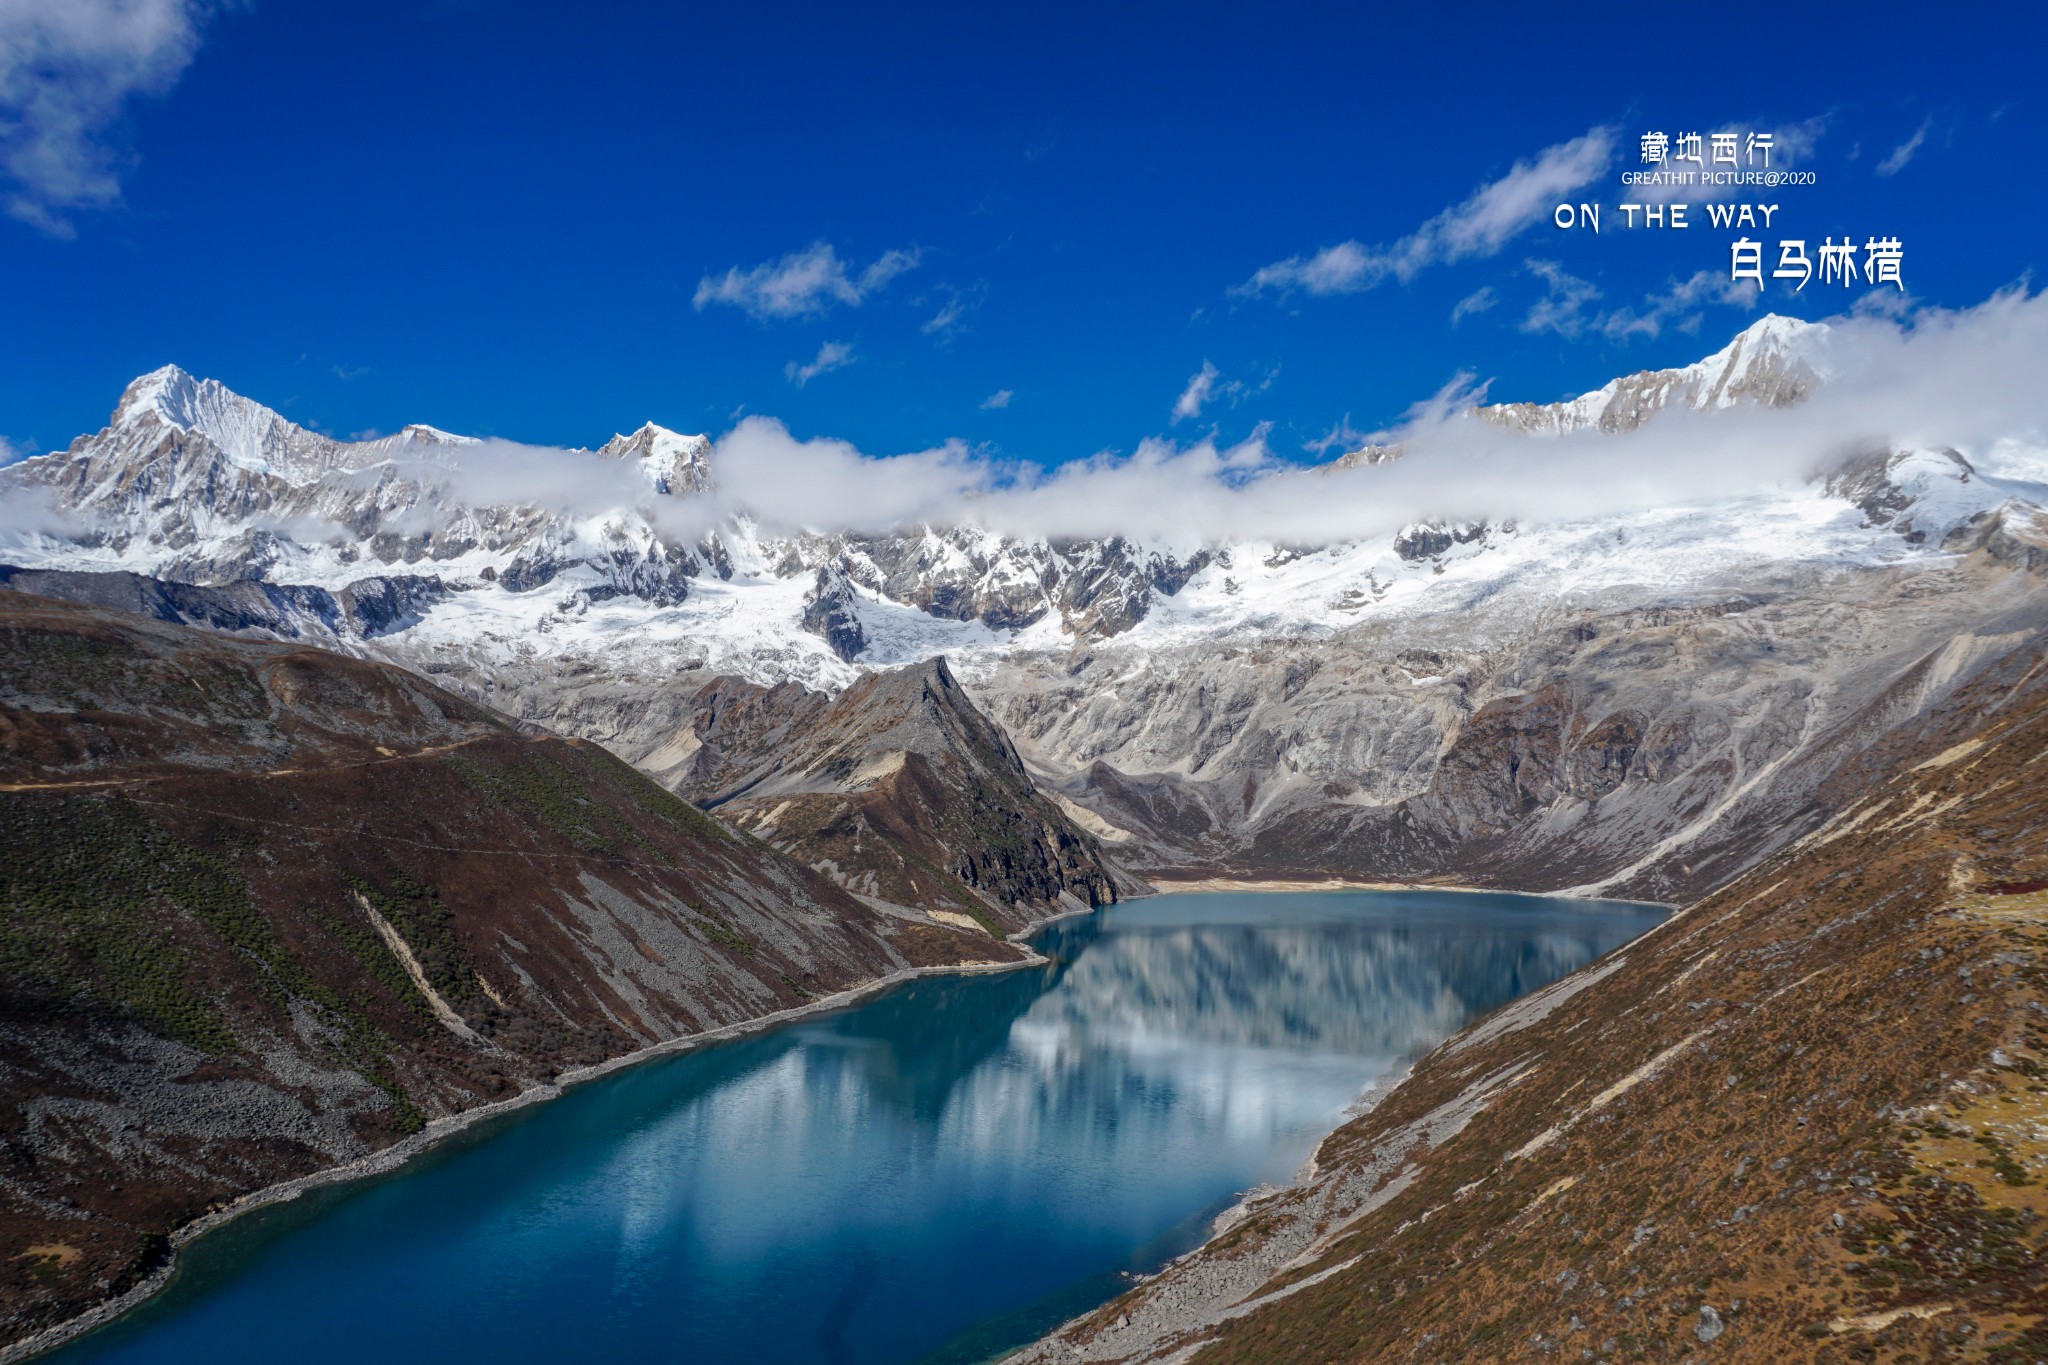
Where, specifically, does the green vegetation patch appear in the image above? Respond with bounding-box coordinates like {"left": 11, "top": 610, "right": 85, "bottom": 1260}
{"left": 345, "top": 872, "right": 480, "bottom": 1018}
{"left": 1, "top": 625, "right": 268, "bottom": 721}
{"left": 0, "top": 791, "right": 251, "bottom": 1052}
{"left": 449, "top": 745, "right": 729, "bottom": 861}
{"left": 0, "top": 791, "right": 424, "bottom": 1129}
{"left": 593, "top": 748, "right": 735, "bottom": 845}
{"left": 694, "top": 913, "right": 752, "bottom": 954}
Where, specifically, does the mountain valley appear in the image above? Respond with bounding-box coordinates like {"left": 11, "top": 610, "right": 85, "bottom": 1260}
{"left": 7, "top": 313, "right": 2048, "bottom": 1359}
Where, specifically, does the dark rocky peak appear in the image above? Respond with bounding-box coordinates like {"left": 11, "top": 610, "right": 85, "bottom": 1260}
{"left": 693, "top": 653, "right": 1124, "bottom": 921}
{"left": 801, "top": 562, "right": 867, "bottom": 661}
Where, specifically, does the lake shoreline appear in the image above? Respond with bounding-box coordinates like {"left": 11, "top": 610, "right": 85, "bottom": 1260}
{"left": 1, "top": 922, "right": 1072, "bottom": 1365}
{"left": 1143, "top": 874, "right": 1676, "bottom": 910}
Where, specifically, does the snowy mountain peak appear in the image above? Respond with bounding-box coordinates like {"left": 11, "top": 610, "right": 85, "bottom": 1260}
{"left": 105, "top": 363, "right": 326, "bottom": 475}
{"left": 112, "top": 364, "right": 202, "bottom": 430}
{"left": 1734, "top": 311, "right": 1823, "bottom": 349}
{"left": 1480, "top": 314, "right": 1830, "bottom": 437}
{"left": 598, "top": 422, "right": 712, "bottom": 495}
{"left": 1692, "top": 313, "right": 1830, "bottom": 402}
{"left": 396, "top": 423, "right": 481, "bottom": 446}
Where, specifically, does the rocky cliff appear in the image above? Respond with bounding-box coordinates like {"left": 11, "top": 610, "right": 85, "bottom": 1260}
{"left": 662, "top": 657, "right": 1124, "bottom": 933}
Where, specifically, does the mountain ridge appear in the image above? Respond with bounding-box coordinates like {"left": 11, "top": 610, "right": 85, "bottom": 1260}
{"left": 7, "top": 316, "right": 2046, "bottom": 904}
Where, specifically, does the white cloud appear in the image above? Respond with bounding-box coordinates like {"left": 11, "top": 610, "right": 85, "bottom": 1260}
{"left": 920, "top": 282, "right": 983, "bottom": 339}
{"left": 1172, "top": 361, "right": 1221, "bottom": 422}
{"left": 1451, "top": 286, "right": 1498, "bottom": 325}
{"left": 923, "top": 295, "right": 966, "bottom": 336}
{"left": 1597, "top": 271, "right": 1760, "bottom": 341}
{"left": 1877, "top": 117, "right": 1932, "bottom": 176}
{"left": 694, "top": 242, "right": 920, "bottom": 320}
{"left": 1236, "top": 127, "right": 1616, "bottom": 298}
{"left": 1237, "top": 240, "right": 1383, "bottom": 298}
{"left": 1171, "top": 360, "right": 1276, "bottom": 423}
{"left": 1303, "top": 415, "right": 1368, "bottom": 457}
{"left": 785, "top": 340, "right": 854, "bottom": 388}
{"left": 325, "top": 287, "right": 2048, "bottom": 553}
{"left": 0, "top": 0, "right": 213, "bottom": 234}
{"left": 1519, "top": 259, "right": 1603, "bottom": 337}
{"left": 980, "top": 389, "right": 1013, "bottom": 410}
{"left": 1522, "top": 264, "right": 1759, "bottom": 342}
{"left": 0, "top": 479, "right": 79, "bottom": 536}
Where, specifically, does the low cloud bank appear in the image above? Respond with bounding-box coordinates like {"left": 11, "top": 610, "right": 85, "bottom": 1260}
{"left": 316, "top": 286, "right": 2048, "bottom": 550}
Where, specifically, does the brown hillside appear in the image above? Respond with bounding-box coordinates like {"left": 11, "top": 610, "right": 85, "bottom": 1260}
{"left": 0, "top": 590, "right": 1013, "bottom": 1342}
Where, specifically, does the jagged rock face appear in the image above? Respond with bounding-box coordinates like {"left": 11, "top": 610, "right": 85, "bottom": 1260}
{"left": 0, "top": 591, "right": 1016, "bottom": 1337}
{"left": 1392, "top": 520, "right": 1488, "bottom": 561}
{"left": 595, "top": 422, "right": 712, "bottom": 495}
{"left": 979, "top": 550, "right": 2048, "bottom": 903}
{"left": 1330, "top": 443, "right": 1400, "bottom": 469}
{"left": 665, "top": 658, "right": 1123, "bottom": 929}
{"left": 800, "top": 564, "right": 868, "bottom": 660}
{"left": 1017, "top": 634, "right": 2048, "bottom": 1365}
{"left": 804, "top": 529, "right": 1211, "bottom": 639}
{"left": 0, "top": 564, "right": 447, "bottom": 641}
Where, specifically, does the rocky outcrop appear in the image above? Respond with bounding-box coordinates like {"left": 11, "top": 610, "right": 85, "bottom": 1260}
{"left": 0, "top": 564, "right": 447, "bottom": 644}
{"left": 800, "top": 563, "right": 867, "bottom": 661}
{"left": 1392, "top": 520, "right": 1488, "bottom": 562}
{"left": 984, "top": 545, "right": 2048, "bottom": 903}
{"left": 664, "top": 658, "right": 1126, "bottom": 931}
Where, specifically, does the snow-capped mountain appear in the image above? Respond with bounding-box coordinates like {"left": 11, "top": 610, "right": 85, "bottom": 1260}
{"left": 6, "top": 314, "right": 2048, "bottom": 903}
{"left": 8, "top": 363, "right": 723, "bottom": 604}
{"left": 0, "top": 315, "right": 2012, "bottom": 679}
{"left": 1483, "top": 311, "right": 1828, "bottom": 435}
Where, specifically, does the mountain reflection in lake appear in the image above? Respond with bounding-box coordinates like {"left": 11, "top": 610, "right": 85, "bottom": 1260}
{"left": 51, "top": 890, "right": 1662, "bottom": 1365}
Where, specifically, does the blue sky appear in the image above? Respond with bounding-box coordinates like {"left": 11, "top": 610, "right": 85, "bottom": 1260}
{"left": 0, "top": 0, "right": 2040, "bottom": 464}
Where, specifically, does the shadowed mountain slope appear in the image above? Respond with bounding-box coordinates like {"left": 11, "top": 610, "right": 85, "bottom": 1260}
{"left": 663, "top": 657, "right": 1124, "bottom": 934}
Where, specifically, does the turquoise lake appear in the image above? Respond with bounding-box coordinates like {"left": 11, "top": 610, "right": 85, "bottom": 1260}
{"left": 46, "top": 889, "right": 1664, "bottom": 1365}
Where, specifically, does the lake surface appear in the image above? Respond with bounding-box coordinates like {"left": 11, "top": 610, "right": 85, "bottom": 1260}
{"left": 49, "top": 890, "right": 1663, "bottom": 1365}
